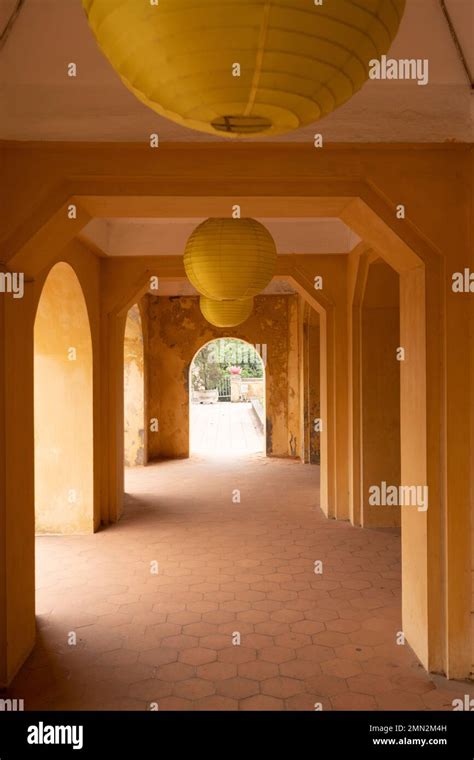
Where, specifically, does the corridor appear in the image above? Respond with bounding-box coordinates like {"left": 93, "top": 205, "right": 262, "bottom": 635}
{"left": 5, "top": 458, "right": 471, "bottom": 711}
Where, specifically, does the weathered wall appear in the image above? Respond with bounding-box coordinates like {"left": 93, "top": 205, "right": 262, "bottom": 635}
{"left": 123, "top": 304, "right": 145, "bottom": 467}
{"left": 147, "top": 294, "right": 301, "bottom": 460}
{"left": 307, "top": 309, "right": 321, "bottom": 465}
{"left": 34, "top": 262, "right": 94, "bottom": 535}
{"left": 300, "top": 304, "right": 320, "bottom": 465}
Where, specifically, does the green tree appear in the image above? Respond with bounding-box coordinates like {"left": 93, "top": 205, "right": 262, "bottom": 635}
{"left": 192, "top": 338, "right": 263, "bottom": 390}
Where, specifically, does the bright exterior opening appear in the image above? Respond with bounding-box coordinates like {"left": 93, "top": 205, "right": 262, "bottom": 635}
{"left": 189, "top": 338, "right": 265, "bottom": 458}
{"left": 124, "top": 304, "right": 145, "bottom": 468}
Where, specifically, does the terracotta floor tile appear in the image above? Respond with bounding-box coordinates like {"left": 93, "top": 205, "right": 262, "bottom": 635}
{"left": 253, "top": 600, "right": 283, "bottom": 612}
{"left": 243, "top": 633, "right": 275, "bottom": 649}
{"left": 128, "top": 679, "right": 173, "bottom": 701}
{"left": 145, "top": 622, "right": 181, "bottom": 639}
{"left": 174, "top": 678, "right": 215, "bottom": 700}
{"left": 187, "top": 601, "right": 219, "bottom": 614}
{"left": 321, "top": 659, "right": 363, "bottom": 679}
{"left": 194, "top": 695, "right": 238, "bottom": 711}
{"left": 157, "top": 696, "right": 194, "bottom": 711}
{"left": 347, "top": 673, "right": 394, "bottom": 695}
{"left": 304, "top": 674, "right": 348, "bottom": 697}
{"left": 271, "top": 609, "right": 304, "bottom": 623}
{"left": 96, "top": 649, "right": 138, "bottom": 667}
{"left": 390, "top": 675, "right": 436, "bottom": 695}
{"left": 197, "top": 662, "right": 237, "bottom": 681}
{"left": 201, "top": 610, "right": 235, "bottom": 624}
{"left": 237, "top": 610, "right": 269, "bottom": 624}
{"left": 259, "top": 646, "right": 296, "bottom": 664}
{"left": 262, "top": 676, "right": 304, "bottom": 698}
{"left": 217, "top": 621, "right": 253, "bottom": 637}
{"left": 290, "top": 620, "right": 325, "bottom": 636}
{"left": 312, "top": 631, "right": 350, "bottom": 648}
{"left": 218, "top": 647, "right": 257, "bottom": 665}
{"left": 7, "top": 458, "right": 465, "bottom": 712}
{"left": 349, "top": 629, "right": 390, "bottom": 647}
{"left": 275, "top": 633, "right": 312, "bottom": 649}
{"left": 240, "top": 695, "right": 283, "bottom": 710}
{"left": 178, "top": 647, "right": 217, "bottom": 666}
{"left": 138, "top": 647, "right": 178, "bottom": 667}
{"left": 238, "top": 660, "right": 279, "bottom": 681}
{"left": 297, "top": 645, "right": 335, "bottom": 663}
{"left": 335, "top": 644, "right": 375, "bottom": 662}
{"left": 199, "top": 634, "right": 232, "bottom": 650}
{"left": 279, "top": 659, "right": 322, "bottom": 680}
{"left": 156, "top": 662, "right": 194, "bottom": 682}
{"left": 223, "top": 584, "right": 257, "bottom": 599}
{"left": 108, "top": 663, "right": 155, "bottom": 684}
{"left": 182, "top": 622, "right": 216, "bottom": 637}
{"left": 254, "top": 621, "right": 291, "bottom": 636}
{"left": 361, "top": 656, "right": 407, "bottom": 678}
{"left": 167, "top": 611, "right": 202, "bottom": 625}
{"left": 216, "top": 677, "right": 259, "bottom": 699}
{"left": 325, "top": 619, "right": 361, "bottom": 634}
{"left": 160, "top": 635, "right": 199, "bottom": 650}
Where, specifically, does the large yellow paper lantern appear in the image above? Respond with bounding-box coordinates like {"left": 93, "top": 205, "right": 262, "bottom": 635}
{"left": 184, "top": 218, "right": 276, "bottom": 301}
{"left": 82, "top": 0, "right": 406, "bottom": 138}
{"left": 200, "top": 296, "right": 253, "bottom": 328}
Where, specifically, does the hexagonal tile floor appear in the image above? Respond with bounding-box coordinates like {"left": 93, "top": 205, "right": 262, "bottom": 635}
{"left": 3, "top": 457, "right": 473, "bottom": 710}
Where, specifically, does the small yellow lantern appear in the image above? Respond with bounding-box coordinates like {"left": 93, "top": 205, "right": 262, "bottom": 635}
{"left": 200, "top": 296, "right": 253, "bottom": 328}
{"left": 184, "top": 218, "right": 276, "bottom": 301}
{"left": 82, "top": 0, "right": 406, "bottom": 138}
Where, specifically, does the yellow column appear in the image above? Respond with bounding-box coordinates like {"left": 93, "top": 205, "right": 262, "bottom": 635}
{"left": 0, "top": 286, "right": 35, "bottom": 686}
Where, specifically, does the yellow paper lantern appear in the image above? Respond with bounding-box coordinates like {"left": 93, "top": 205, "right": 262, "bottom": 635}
{"left": 82, "top": 0, "right": 406, "bottom": 138}
{"left": 200, "top": 296, "right": 254, "bottom": 328}
{"left": 184, "top": 218, "right": 276, "bottom": 301}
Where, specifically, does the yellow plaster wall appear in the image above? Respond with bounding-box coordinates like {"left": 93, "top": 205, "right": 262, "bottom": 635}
{"left": 361, "top": 260, "right": 401, "bottom": 528}
{"left": 300, "top": 306, "right": 320, "bottom": 465}
{"left": 0, "top": 282, "right": 36, "bottom": 686}
{"left": 34, "top": 263, "right": 94, "bottom": 534}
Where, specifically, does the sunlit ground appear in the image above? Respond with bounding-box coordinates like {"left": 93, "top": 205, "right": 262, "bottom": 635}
{"left": 190, "top": 401, "right": 264, "bottom": 458}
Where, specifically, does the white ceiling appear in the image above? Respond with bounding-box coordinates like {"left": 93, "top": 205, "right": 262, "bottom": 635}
{"left": 79, "top": 217, "right": 360, "bottom": 257}
{"left": 152, "top": 278, "right": 297, "bottom": 297}
{"left": 0, "top": 0, "right": 472, "bottom": 143}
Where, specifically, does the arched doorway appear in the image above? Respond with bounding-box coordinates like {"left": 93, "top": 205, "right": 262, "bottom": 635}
{"left": 34, "top": 262, "right": 94, "bottom": 534}
{"left": 189, "top": 338, "right": 265, "bottom": 457}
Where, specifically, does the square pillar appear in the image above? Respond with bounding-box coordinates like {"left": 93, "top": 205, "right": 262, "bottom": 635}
{"left": 0, "top": 288, "right": 36, "bottom": 686}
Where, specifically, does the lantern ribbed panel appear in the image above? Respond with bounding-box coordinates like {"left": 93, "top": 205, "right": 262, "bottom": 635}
{"left": 82, "top": 0, "right": 406, "bottom": 138}
{"left": 200, "top": 296, "right": 254, "bottom": 327}
{"left": 184, "top": 218, "right": 277, "bottom": 301}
